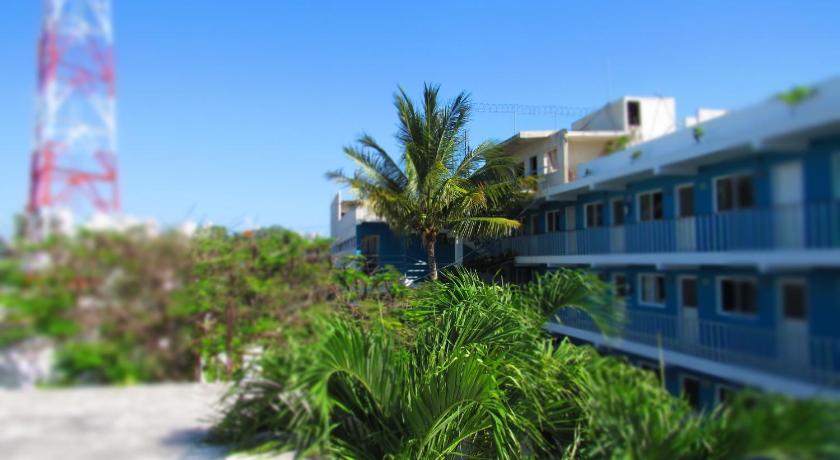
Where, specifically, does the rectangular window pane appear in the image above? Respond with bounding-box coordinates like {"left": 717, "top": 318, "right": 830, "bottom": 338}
{"left": 736, "top": 176, "right": 755, "bottom": 209}
{"left": 717, "top": 178, "right": 734, "bottom": 211}
{"left": 639, "top": 192, "right": 663, "bottom": 221}
{"left": 612, "top": 199, "right": 625, "bottom": 225}
{"left": 652, "top": 192, "right": 664, "bottom": 220}
{"left": 721, "top": 280, "right": 735, "bottom": 312}
{"left": 678, "top": 186, "right": 695, "bottom": 217}
{"left": 682, "top": 376, "right": 701, "bottom": 409}
{"left": 681, "top": 278, "right": 698, "bottom": 308}
{"left": 640, "top": 194, "right": 651, "bottom": 221}
{"left": 627, "top": 101, "right": 641, "bottom": 127}
{"left": 615, "top": 274, "right": 629, "bottom": 297}
{"left": 641, "top": 274, "right": 665, "bottom": 305}
{"left": 740, "top": 281, "right": 757, "bottom": 314}
{"left": 656, "top": 276, "right": 666, "bottom": 303}
{"left": 782, "top": 283, "right": 807, "bottom": 320}
{"left": 529, "top": 156, "right": 538, "bottom": 176}
{"left": 596, "top": 203, "right": 604, "bottom": 226}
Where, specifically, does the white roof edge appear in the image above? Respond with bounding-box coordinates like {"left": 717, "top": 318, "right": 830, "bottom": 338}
{"left": 542, "top": 76, "right": 840, "bottom": 198}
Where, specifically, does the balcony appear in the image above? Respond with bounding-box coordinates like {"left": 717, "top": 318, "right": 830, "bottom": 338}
{"left": 486, "top": 201, "right": 840, "bottom": 258}
{"left": 553, "top": 308, "right": 840, "bottom": 388}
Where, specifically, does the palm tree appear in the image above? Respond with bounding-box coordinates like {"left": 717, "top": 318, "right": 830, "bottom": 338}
{"left": 328, "top": 84, "right": 532, "bottom": 280}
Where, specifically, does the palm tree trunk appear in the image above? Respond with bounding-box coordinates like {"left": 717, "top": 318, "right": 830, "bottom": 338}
{"left": 423, "top": 231, "right": 438, "bottom": 281}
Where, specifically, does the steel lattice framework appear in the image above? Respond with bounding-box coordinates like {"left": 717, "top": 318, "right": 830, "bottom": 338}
{"left": 28, "top": 0, "right": 119, "bottom": 218}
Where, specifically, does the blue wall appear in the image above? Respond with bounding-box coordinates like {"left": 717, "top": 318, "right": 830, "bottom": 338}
{"left": 354, "top": 222, "right": 456, "bottom": 278}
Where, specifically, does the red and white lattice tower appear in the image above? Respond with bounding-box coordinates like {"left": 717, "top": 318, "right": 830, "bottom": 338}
{"left": 27, "top": 0, "right": 119, "bottom": 231}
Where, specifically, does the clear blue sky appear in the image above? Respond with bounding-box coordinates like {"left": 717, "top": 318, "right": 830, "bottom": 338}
{"left": 1, "top": 1, "right": 838, "bottom": 237}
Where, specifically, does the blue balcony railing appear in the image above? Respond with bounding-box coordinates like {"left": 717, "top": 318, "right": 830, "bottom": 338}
{"left": 484, "top": 201, "right": 840, "bottom": 257}
{"left": 553, "top": 308, "right": 840, "bottom": 388}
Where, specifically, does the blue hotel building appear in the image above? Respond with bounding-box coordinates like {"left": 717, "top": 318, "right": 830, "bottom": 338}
{"left": 331, "top": 78, "right": 840, "bottom": 407}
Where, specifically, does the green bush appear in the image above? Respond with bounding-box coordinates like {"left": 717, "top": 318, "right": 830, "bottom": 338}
{"left": 212, "top": 269, "right": 840, "bottom": 459}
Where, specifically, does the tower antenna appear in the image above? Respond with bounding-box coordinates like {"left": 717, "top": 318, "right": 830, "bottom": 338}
{"left": 28, "top": 0, "right": 119, "bottom": 235}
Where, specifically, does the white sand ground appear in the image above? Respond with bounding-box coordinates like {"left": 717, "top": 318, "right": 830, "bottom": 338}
{"left": 0, "top": 383, "right": 292, "bottom": 460}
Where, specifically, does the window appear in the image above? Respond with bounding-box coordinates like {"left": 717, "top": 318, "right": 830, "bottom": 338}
{"left": 681, "top": 375, "right": 701, "bottom": 409}
{"left": 529, "top": 156, "right": 538, "bottom": 176}
{"left": 517, "top": 161, "right": 525, "bottom": 177}
{"left": 584, "top": 202, "right": 604, "bottom": 228}
{"left": 639, "top": 273, "right": 666, "bottom": 306}
{"left": 611, "top": 198, "right": 626, "bottom": 226}
{"left": 679, "top": 276, "right": 698, "bottom": 308}
{"left": 547, "top": 149, "right": 559, "bottom": 173}
{"left": 546, "top": 210, "right": 560, "bottom": 232}
{"left": 832, "top": 152, "right": 840, "bottom": 199}
{"left": 715, "top": 174, "right": 755, "bottom": 212}
{"left": 716, "top": 384, "right": 736, "bottom": 406}
{"left": 677, "top": 185, "right": 695, "bottom": 218}
{"left": 613, "top": 273, "right": 629, "bottom": 298}
{"left": 529, "top": 214, "right": 540, "bottom": 235}
{"left": 627, "top": 100, "right": 641, "bottom": 127}
{"left": 780, "top": 281, "right": 807, "bottom": 320}
{"left": 638, "top": 191, "right": 664, "bottom": 221}
{"left": 361, "top": 235, "right": 379, "bottom": 256}
{"left": 719, "top": 278, "right": 758, "bottom": 315}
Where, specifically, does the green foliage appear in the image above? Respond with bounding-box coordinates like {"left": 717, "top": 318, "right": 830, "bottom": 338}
{"left": 327, "top": 84, "right": 534, "bottom": 280}
{"left": 180, "top": 226, "right": 335, "bottom": 380}
{"left": 0, "top": 225, "right": 335, "bottom": 385}
{"left": 518, "top": 269, "right": 622, "bottom": 334}
{"left": 777, "top": 85, "right": 815, "bottom": 105}
{"left": 214, "top": 268, "right": 840, "bottom": 459}
{"left": 53, "top": 341, "right": 151, "bottom": 385}
{"left": 631, "top": 149, "right": 642, "bottom": 160}
{"left": 693, "top": 125, "right": 705, "bottom": 143}
{"left": 603, "top": 135, "right": 631, "bottom": 154}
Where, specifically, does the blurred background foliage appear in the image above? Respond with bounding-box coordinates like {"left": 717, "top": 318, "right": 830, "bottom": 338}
{"left": 0, "top": 226, "right": 359, "bottom": 385}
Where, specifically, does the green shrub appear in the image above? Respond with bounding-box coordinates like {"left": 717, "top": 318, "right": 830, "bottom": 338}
{"left": 213, "top": 269, "right": 840, "bottom": 459}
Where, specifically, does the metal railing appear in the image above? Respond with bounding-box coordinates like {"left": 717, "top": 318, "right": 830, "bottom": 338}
{"left": 484, "top": 201, "right": 840, "bottom": 257}
{"left": 554, "top": 308, "right": 840, "bottom": 388}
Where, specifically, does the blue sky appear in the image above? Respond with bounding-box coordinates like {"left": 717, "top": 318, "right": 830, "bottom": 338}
{"left": 1, "top": 1, "right": 838, "bottom": 237}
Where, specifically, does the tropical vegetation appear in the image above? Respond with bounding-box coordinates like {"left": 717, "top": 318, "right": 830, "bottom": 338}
{"left": 0, "top": 226, "right": 335, "bottom": 384}
{"left": 328, "top": 84, "right": 534, "bottom": 280}
{"left": 212, "top": 269, "right": 840, "bottom": 459}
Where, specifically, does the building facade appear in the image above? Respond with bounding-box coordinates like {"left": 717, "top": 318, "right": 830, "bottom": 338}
{"left": 329, "top": 191, "right": 458, "bottom": 282}
{"left": 479, "top": 78, "right": 840, "bottom": 408}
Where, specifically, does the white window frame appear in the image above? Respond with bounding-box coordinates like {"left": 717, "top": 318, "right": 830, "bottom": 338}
{"left": 675, "top": 183, "right": 695, "bottom": 218}
{"left": 637, "top": 189, "right": 664, "bottom": 222}
{"left": 714, "top": 383, "right": 737, "bottom": 406}
{"left": 584, "top": 202, "right": 604, "bottom": 228}
{"left": 716, "top": 276, "right": 759, "bottom": 317}
{"left": 546, "top": 210, "right": 560, "bottom": 233}
{"left": 713, "top": 172, "right": 755, "bottom": 213}
{"left": 677, "top": 275, "right": 699, "bottom": 309}
{"left": 777, "top": 277, "right": 808, "bottom": 322}
{"left": 610, "top": 197, "right": 626, "bottom": 226}
{"left": 638, "top": 273, "right": 666, "bottom": 307}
